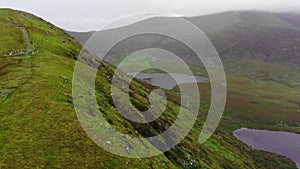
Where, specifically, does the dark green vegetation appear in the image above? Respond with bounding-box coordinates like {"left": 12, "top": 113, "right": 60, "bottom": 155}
{"left": 0, "top": 8, "right": 298, "bottom": 168}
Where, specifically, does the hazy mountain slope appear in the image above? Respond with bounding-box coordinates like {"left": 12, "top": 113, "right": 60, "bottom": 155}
{"left": 0, "top": 8, "right": 297, "bottom": 168}
{"left": 67, "top": 11, "right": 300, "bottom": 66}
{"left": 192, "top": 11, "right": 300, "bottom": 66}
{"left": 277, "top": 13, "right": 300, "bottom": 29}
{"left": 64, "top": 30, "right": 95, "bottom": 45}
{"left": 188, "top": 11, "right": 299, "bottom": 34}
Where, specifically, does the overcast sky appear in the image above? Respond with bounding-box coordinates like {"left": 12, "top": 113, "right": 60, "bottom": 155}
{"left": 0, "top": 0, "right": 299, "bottom": 31}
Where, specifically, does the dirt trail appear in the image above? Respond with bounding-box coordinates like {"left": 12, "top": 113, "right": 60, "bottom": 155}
{"left": 19, "top": 27, "right": 33, "bottom": 56}
{"left": 8, "top": 23, "right": 33, "bottom": 56}
{"left": 0, "top": 23, "right": 34, "bottom": 105}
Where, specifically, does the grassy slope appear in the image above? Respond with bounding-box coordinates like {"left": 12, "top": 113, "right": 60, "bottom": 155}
{"left": 0, "top": 9, "right": 296, "bottom": 169}
{"left": 219, "top": 60, "right": 300, "bottom": 134}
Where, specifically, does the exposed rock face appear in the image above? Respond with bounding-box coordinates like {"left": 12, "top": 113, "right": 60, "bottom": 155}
{"left": 4, "top": 49, "right": 25, "bottom": 56}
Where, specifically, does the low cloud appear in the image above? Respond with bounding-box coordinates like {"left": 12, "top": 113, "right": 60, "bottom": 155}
{"left": 1, "top": 0, "right": 299, "bottom": 31}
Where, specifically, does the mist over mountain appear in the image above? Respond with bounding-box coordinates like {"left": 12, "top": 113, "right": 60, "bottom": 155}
{"left": 67, "top": 11, "right": 300, "bottom": 66}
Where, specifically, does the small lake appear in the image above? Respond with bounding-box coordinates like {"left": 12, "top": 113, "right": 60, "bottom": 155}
{"left": 127, "top": 72, "right": 208, "bottom": 89}
{"left": 234, "top": 128, "right": 300, "bottom": 168}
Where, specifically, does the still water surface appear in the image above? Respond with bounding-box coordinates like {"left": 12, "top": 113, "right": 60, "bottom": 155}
{"left": 234, "top": 128, "right": 300, "bottom": 168}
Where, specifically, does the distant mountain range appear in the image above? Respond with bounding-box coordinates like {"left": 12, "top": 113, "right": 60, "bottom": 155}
{"left": 66, "top": 11, "right": 300, "bottom": 66}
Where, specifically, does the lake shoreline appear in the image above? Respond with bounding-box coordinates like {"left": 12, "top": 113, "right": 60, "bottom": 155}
{"left": 234, "top": 128, "right": 300, "bottom": 169}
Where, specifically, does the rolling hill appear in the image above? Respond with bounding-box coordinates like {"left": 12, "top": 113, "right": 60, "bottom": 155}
{"left": 0, "top": 8, "right": 298, "bottom": 168}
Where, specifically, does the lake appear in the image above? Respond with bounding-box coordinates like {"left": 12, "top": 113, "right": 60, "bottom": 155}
{"left": 127, "top": 72, "right": 208, "bottom": 89}
{"left": 234, "top": 128, "right": 300, "bottom": 168}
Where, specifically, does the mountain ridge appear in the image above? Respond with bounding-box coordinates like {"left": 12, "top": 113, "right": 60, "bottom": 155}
{"left": 66, "top": 11, "right": 300, "bottom": 66}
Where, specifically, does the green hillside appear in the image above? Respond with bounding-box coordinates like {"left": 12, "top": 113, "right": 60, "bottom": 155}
{"left": 0, "top": 9, "right": 297, "bottom": 168}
